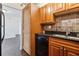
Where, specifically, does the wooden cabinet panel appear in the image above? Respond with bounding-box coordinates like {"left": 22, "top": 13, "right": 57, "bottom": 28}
{"left": 66, "top": 51, "right": 78, "bottom": 56}
{"left": 40, "top": 3, "right": 66, "bottom": 23}
{"left": 31, "top": 4, "right": 42, "bottom": 55}
{"left": 40, "top": 7, "right": 46, "bottom": 23}
{"left": 67, "top": 52, "right": 78, "bottom": 56}
{"left": 40, "top": 3, "right": 79, "bottom": 24}
{"left": 64, "top": 47, "right": 79, "bottom": 56}
{"left": 49, "top": 37, "right": 64, "bottom": 56}
{"left": 66, "top": 3, "right": 79, "bottom": 9}
{"left": 54, "top": 3, "right": 66, "bottom": 13}
{"left": 45, "top": 3, "right": 54, "bottom": 23}
{"left": 49, "top": 37, "right": 79, "bottom": 56}
{"left": 50, "top": 45, "right": 60, "bottom": 56}
{"left": 49, "top": 44, "right": 63, "bottom": 56}
{"left": 40, "top": 3, "right": 55, "bottom": 23}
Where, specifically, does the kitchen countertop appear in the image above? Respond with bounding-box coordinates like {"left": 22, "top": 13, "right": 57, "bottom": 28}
{"left": 36, "top": 33, "right": 79, "bottom": 41}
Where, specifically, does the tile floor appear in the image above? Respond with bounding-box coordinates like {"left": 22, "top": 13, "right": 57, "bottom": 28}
{"left": 2, "top": 37, "right": 21, "bottom": 56}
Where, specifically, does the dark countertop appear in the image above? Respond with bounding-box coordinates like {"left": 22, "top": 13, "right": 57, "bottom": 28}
{"left": 36, "top": 33, "right": 79, "bottom": 41}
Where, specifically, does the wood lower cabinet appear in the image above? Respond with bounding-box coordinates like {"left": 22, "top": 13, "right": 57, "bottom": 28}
{"left": 49, "top": 37, "right": 79, "bottom": 56}
{"left": 64, "top": 47, "right": 79, "bottom": 56}
{"left": 49, "top": 44, "right": 63, "bottom": 56}
{"left": 67, "top": 52, "right": 78, "bottom": 56}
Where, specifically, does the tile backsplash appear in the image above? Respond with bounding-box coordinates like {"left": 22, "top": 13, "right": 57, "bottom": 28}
{"left": 44, "top": 13, "right": 79, "bottom": 33}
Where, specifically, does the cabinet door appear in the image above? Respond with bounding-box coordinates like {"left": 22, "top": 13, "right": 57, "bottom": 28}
{"left": 66, "top": 3, "right": 79, "bottom": 9}
{"left": 54, "top": 3, "right": 66, "bottom": 13}
{"left": 67, "top": 52, "right": 78, "bottom": 56}
{"left": 40, "top": 7, "right": 46, "bottom": 23}
{"left": 45, "top": 3, "right": 54, "bottom": 23}
{"left": 64, "top": 47, "right": 79, "bottom": 56}
{"left": 49, "top": 43, "right": 64, "bottom": 56}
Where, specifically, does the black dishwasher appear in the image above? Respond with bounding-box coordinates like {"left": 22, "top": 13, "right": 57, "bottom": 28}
{"left": 35, "top": 34, "right": 48, "bottom": 56}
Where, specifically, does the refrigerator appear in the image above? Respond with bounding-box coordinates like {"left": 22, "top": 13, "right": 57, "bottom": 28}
{"left": 0, "top": 3, "right": 5, "bottom": 56}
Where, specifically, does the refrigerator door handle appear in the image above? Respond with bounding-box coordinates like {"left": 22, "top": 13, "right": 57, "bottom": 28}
{"left": 0, "top": 10, "right": 5, "bottom": 43}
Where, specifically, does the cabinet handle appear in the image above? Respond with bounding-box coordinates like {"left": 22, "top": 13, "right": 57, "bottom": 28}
{"left": 60, "top": 47, "right": 64, "bottom": 56}
{"left": 64, "top": 48, "right": 67, "bottom": 56}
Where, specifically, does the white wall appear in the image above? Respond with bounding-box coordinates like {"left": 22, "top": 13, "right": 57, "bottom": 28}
{"left": 2, "top": 5, "right": 22, "bottom": 39}
{"left": 4, "top": 13, "right": 19, "bottom": 38}
{"left": 2, "top": 5, "right": 22, "bottom": 50}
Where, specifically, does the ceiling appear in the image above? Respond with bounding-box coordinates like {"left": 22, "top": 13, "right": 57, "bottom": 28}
{"left": 2, "top": 3, "right": 47, "bottom": 10}
{"left": 2, "top": 3, "right": 27, "bottom": 10}
{"left": 2, "top": 3, "right": 47, "bottom": 15}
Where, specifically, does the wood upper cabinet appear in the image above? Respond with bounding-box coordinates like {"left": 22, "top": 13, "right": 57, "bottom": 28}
{"left": 40, "top": 3, "right": 66, "bottom": 23}
{"left": 66, "top": 3, "right": 79, "bottom": 10}
{"left": 40, "top": 3, "right": 55, "bottom": 23}
{"left": 54, "top": 3, "right": 66, "bottom": 13}
{"left": 45, "top": 3, "right": 55, "bottom": 23}
{"left": 40, "top": 6, "right": 46, "bottom": 23}
{"left": 40, "top": 3, "right": 79, "bottom": 23}
{"left": 49, "top": 37, "right": 79, "bottom": 56}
